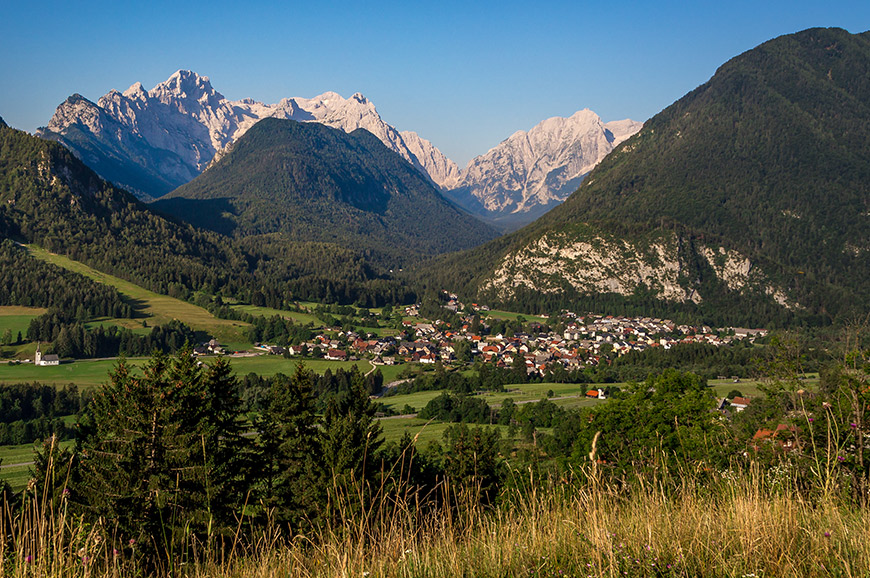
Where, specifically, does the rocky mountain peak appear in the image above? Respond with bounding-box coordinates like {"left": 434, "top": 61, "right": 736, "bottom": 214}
{"left": 443, "top": 110, "right": 642, "bottom": 224}
{"left": 149, "top": 69, "right": 225, "bottom": 107}
{"left": 37, "top": 71, "right": 640, "bottom": 217}
{"left": 122, "top": 81, "right": 147, "bottom": 99}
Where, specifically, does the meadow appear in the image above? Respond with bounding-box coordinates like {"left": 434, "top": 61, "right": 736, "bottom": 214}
{"left": 0, "top": 306, "right": 47, "bottom": 338}
{"left": 380, "top": 381, "right": 612, "bottom": 414}
{"left": 229, "top": 303, "right": 322, "bottom": 327}
{"left": 0, "top": 355, "right": 375, "bottom": 387}
{"left": 26, "top": 245, "right": 251, "bottom": 346}
{"left": 3, "top": 462, "right": 868, "bottom": 577}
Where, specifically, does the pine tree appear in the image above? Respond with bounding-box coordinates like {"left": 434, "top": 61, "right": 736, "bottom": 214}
{"left": 320, "top": 366, "right": 383, "bottom": 507}
{"left": 75, "top": 349, "right": 249, "bottom": 553}
{"left": 256, "top": 364, "right": 323, "bottom": 529}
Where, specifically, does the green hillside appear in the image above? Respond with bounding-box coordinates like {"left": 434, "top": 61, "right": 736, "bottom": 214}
{"left": 156, "top": 118, "right": 499, "bottom": 266}
{"left": 424, "top": 27, "right": 870, "bottom": 326}
{"left": 25, "top": 245, "right": 250, "bottom": 345}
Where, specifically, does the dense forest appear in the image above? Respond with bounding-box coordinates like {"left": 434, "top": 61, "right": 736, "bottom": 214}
{"left": 0, "top": 121, "right": 420, "bottom": 309}
{"left": 156, "top": 118, "right": 498, "bottom": 266}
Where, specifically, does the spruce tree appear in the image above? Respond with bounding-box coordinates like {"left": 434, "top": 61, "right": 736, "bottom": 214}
{"left": 75, "top": 349, "right": 249, "bottom": 552}
{"left": 320, "top": 366, "right": 383, "bottom": 511}
{"left": 256, "top": 364, "right": 323, "bottom": 530}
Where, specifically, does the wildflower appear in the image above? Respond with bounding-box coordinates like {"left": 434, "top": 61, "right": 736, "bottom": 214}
{"left": 808, "top": 418, "right": 814, "bottom": 422}
{"left": 113, "top": 548, "right": 120, "bottom": 556}
{"left": 128, "top": 539, "right": 136, "bottom": 546}
{"left": 824, "top": 531, "right": 831, "bottom": 538}
{"left": 851, "top": 423, "right": 858, "bottom": 428}
{"left": 25, "top": 555, "right": 32, "bottom": 563}
{"left": 837, "top": 456, "right": 845, "bottom": 462}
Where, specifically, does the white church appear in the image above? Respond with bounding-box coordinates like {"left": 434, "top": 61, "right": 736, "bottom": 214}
{"left": 34, "top": 344, "right": 60, "bottom": 366}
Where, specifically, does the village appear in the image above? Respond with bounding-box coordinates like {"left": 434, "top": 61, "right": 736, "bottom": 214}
{"left": 251, "top": 291, "right": 769, "bottom": 378}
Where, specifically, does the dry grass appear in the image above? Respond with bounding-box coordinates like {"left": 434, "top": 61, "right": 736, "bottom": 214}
{"left": 2, "top": 458, "right": 869, "bottom": 577}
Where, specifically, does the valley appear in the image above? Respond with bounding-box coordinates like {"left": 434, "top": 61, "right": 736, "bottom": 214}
{"left": 0, "top": 23, "right": 867, "bottom": 578}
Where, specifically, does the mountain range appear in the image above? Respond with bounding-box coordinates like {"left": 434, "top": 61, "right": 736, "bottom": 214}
{"left": 422, "top": 27, "right": 870, "bottom": 326}
{"left": 37, "top": 71, "right": 640, "bottom": 224}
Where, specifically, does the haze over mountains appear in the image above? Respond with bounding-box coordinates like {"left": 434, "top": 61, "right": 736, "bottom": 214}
{"left": 37, "top": 71, "right": 640, "bottom": 224}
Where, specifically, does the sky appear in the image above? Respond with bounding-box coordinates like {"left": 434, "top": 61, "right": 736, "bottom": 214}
{"left": 2, "top": 1, "right": 870, "bottom": 166}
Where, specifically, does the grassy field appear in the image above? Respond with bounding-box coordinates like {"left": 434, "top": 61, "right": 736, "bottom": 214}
{"left": 230, "top": 304, "right": 322, "bottom": 327}
{"left": 0, "top": 440, "right": 75, "bottom": 491}
{"left": 376, "top": 363, "right": 416, "bottom": 383}
{"left": 378, "top": 416, "right": 513, "bottom": 446}
{"left": 0, "top": 307, "right": 47, "bottom": 360}
{"left": 0, "top": 357, "right": 148, "bottom": 387}
{"left": 380, "top": 381, "right": 607, "bottom": 414}
{"left": 485, "top": 309, "right": 549, "bottom": 324}
{"left": 229, "top": 356, "right": 372, "bottom": 377}
{"left": 0, "top": 306, "right": 47, "bottom": 337}
{"left": 26, "top": 245, "right": 251, "bottom": 346}
{"left": 380, "top": 390, "right": 445, "bottom": 413}
{"left": 0, "top": 355, "right": 374, "bottom": 387}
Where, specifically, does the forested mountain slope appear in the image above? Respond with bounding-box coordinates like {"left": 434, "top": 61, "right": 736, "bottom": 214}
{"left": 156, "top": 118, "right": 499, "bottom": 265}
{"left": 0, "top": 121, "right": 414, "bottom": 308}
{"left": 422, "top": 27, "right": 870, "bottom": 326}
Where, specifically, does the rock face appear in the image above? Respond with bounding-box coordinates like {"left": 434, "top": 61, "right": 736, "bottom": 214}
{"left": 38, "top": 71, "right": 639, "bottom": 216}
{"left": 445, "top": 110, "right": 642, "bottom": 224}
{"left": 38, "top": 71, "right": 457, "bottom": 199}
{"left": 480, "top": 227, "right": 792, "bottom": 309}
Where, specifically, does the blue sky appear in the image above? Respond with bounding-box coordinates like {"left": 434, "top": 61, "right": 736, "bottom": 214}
{"left": 2, "top": 1, "right": 869, "bottom": 165}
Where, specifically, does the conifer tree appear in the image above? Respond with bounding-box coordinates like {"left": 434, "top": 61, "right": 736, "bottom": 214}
{"left": 75, "top": 349, "right": 248, "bottom": 551}
{"left": 320, "top": 366, "right": 383, "bottom": 502}
{"left": 256, "top": 365, "right": 323, "bottom": 529}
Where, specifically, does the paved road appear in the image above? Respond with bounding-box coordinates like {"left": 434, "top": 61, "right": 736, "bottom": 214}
{"left": 1, "top": 461, "right": 33, "bottom": 470}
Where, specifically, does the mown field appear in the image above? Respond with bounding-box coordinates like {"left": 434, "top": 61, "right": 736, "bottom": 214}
{"left": 0, "top": 307, "right": 48, "bottom": 361}
{"left": 0, "top": 440, "right": 75, "bottom": 491}
{"left": 229, "top": 356, "right": 372, "bottom": 377}
{"left": 26, "top": 245, "right": 251, "bottom": 347}
{"left": 0, "top": 306, "right": 47, "bottom": 337}
{"left": 484, "top": 309, "right": 549, "bottom": 324}
{"left": 378, "top": 417, "right": 515, "bottom": 446}
{"left": 230, "top": 304, "right": 322, "bottom": 327}
{"left": 0, "top": 355, "right": 374, "bottom": 387}
{"left": 380, "top": 381, "right": 609, "bottom": 414}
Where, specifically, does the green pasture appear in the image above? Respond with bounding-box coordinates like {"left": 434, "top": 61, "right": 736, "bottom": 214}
{"left": 378, "top": 417, "right": 513, "bottom": 446}
{"left": 230, "top": 304, "right": 322, "bottom": 327}
{"left": 376, "top": 363, "right": 414, "bottom": 383}
{"left": 381, "top": 390, "right": 445, "bottom": 413}
{"left": 480, "top": 382, "right": 598, "bottom": 407}
{"left": 26, "top": 245, "right": 251, "bottom": 345}
{"left": 0, "top": 355, "right": 374, "bottom": 387}
{"left": 85, "top": 317, "right": 153, "bottom": 336}
{"left": 484, "top": 309, "right": 549, "bottom": 325}
{"left": 0, "top": 440, "right": 75, "bottom": 491}
{"left": 0, "top": 306, "right": 46, "bottom": 337}
{"left": 213, "top": 356, "right": 372, "bottom": 378}
{"left": 0, "top": 357, "right": 147, "bottom": 387}
{"left": 381, "top": 382, "right": 605, "bottom": 414}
